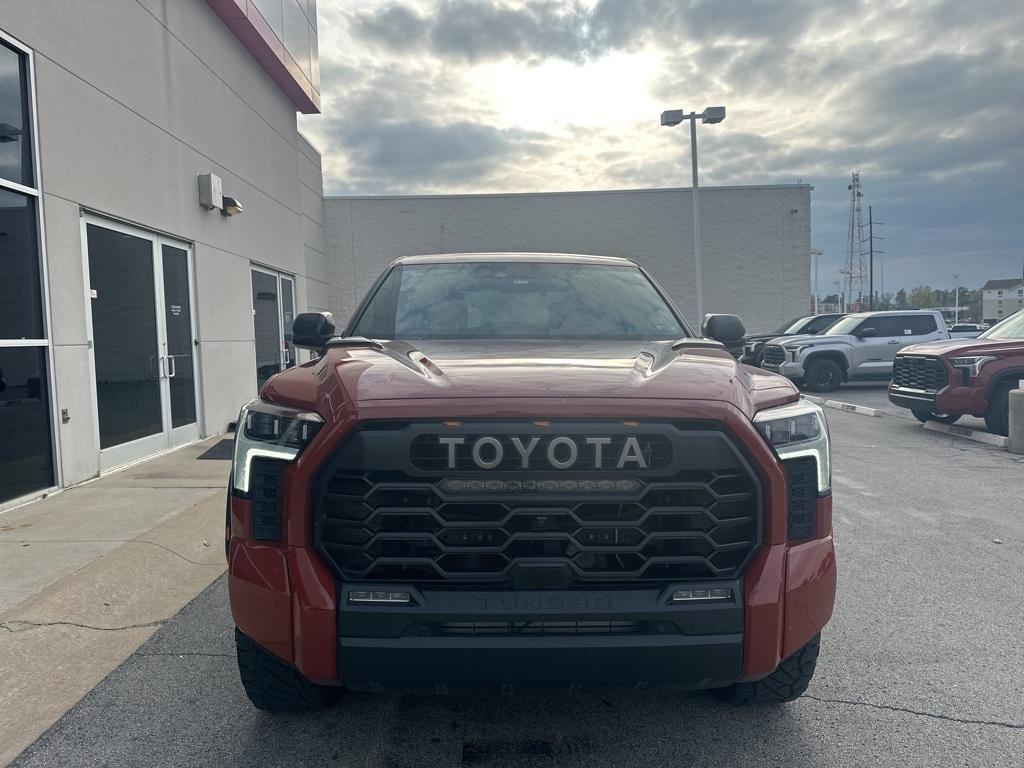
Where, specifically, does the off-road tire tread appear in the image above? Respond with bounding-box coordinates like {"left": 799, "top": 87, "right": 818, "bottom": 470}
{"left": 235, "top": 628, "right": 340, "bottom": 712}
{"left": 712, "top": 633, "right": 820, "bottom": 705}
{"left": 804, "top": 360, "right": 842, "bottom": 393}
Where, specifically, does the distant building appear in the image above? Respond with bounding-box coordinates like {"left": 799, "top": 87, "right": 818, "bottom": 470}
{"left": 325, "top": 185, "right": 812, "bottom": 333}
{"left": 981, "top": 279, "right": 1024, "bottom": 324}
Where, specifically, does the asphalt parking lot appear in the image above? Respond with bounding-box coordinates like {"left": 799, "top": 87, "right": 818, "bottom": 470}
{"left": 13, "top": 407, "right": 1024, "bottom": 768}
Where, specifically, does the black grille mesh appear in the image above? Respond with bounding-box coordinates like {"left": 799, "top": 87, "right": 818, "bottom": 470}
{"left": 316, "top": 425, "right": 759, "bottom": 586}
{"left": 761, "top": 345, "right": 786, "bottom": 366}
{"left": 892, "top": 356, "right": 949, "bottom": 392}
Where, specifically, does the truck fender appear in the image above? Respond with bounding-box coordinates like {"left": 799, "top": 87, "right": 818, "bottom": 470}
{"left": 986, "top": 369, "right": 1024, "bottom": 400}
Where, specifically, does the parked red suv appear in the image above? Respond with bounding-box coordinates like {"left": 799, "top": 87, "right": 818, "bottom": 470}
{"left": 227, "top": 253, "right": 836, "bottom": 711}
{"left": 889, "top": 309, "right": 1024, "bottom": 435}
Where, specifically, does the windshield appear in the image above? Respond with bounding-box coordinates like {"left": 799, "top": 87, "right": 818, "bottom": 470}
{"left": 350, "top": 262, "right": 686, "bottom": 341}
{"left": 778, "top": 316, "right": 809, "bottom": 334}
{"left": 979, "top": 310, "right": 1024, "bottom": 340}
{"left": 820, "top": 315, "right": 865, "bottom": 336}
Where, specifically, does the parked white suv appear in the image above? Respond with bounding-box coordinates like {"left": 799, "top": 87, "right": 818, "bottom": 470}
{"left": 760, "top": 310, "right": 949, "bottom": 392}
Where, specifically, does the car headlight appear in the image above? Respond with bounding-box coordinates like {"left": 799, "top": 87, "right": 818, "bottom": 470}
{"left": 231, "top": 399, "right": 324, "bottom": 493}
{"left": 754, "top": 399, "right": 831, "bottom": 492}
{"left": 950, "top": 356, "right": 997, "bottom": 379}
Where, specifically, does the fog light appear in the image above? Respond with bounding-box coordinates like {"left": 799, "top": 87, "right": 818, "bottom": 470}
{"left": 348, "top": 591, "right": 411, "bottom": 605}
{"left": 671, "top": 588, "right": 732, "bottom": 603}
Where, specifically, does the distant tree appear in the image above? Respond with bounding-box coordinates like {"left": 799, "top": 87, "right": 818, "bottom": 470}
{"left": 894, "top": 289, "right": 909, "bottom": 309}
{"left": 909, "top": 286, "right": 934, "bottom": 308}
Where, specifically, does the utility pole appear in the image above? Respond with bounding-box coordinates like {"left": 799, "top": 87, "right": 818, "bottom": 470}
{"left": 841, "top": 171, "right": 867, "bottom": 310}
{"left": 953, "top": 273, "right": 960, "bottom": 324}
{"left": 811, "top": 248, "right": 823, "bottom": 314}
{"left": 868, "top": 206, "right": 874, "bottom": 310}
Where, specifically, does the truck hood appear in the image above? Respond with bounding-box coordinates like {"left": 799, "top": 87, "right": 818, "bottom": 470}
{"left": 899, "top": 337, "right": 1024, "bottom": 357}
{"left": 266, "top": 340, "right": 798, "bottom": 419}
{"left": 769, "top": 334, "right": 852, "bottom": 348}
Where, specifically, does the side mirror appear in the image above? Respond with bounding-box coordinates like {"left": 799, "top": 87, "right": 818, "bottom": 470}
{"left": 856, "top": 328, "right": 877, "bottom": 338}
{"left": 293, "top": 312, "right": 336, "bottom": 350}
{"left": 701, "top": 313, "right": 746, "bottom": 346}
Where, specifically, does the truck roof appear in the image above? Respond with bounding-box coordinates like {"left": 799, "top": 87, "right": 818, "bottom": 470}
{"left": 843, "top": 309, "right": 941, "bottom": 319}
{"left": 390, "top": 252, "right": 637, "bottom": 267}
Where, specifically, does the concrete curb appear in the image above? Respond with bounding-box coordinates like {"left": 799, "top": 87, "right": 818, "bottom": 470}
{"left": 922, "top": 421, "right": 1010, "bottom": 449}
{"left": 822, "top": 399, "right": 882, "bottom": 417}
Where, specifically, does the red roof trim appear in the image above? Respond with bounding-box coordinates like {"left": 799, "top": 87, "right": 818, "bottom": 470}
{"left": 207, "top": 0, "right": 321, "bottom": 114}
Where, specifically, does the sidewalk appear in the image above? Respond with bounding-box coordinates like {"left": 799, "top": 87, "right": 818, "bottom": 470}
{"left": 0, "top": 436, "right": 232, "bottom": 767}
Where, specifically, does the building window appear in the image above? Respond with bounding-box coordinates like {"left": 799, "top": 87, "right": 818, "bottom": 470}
{"left": 0, "top": 35, "right": 54, "bottom": 505}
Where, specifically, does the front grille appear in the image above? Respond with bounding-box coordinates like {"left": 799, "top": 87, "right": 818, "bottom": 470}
{"left": 892, "top": 356, "right": 948, "bottom": 392}
{"left": 761, "top": 345, "right": 786, "bottom": 367}
{"left": 315, "top": 422, "right": 760, "bottom": 586}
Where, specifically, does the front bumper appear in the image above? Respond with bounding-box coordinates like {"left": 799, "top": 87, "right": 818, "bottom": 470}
{"left": 229, "top": 499, "right": 836, "bottom": 689}
{"left": 337, "top": 583, "right": 742, "bottom": 692}
{"left": 889, "top": 384, "right": 988, "bottom": 416}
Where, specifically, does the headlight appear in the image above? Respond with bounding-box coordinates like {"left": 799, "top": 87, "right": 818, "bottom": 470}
{"left": 231, "top": 399, "right": 324, "bottom": 493}
{"left": 950, "top": 356, "right": 997, "bottom": 379}
{"left": 754, "top": 399, "right": 831, "bottom": 492}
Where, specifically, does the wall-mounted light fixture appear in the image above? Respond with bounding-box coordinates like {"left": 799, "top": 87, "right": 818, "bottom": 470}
{"left": 198, "top": 172, "right": 223, "bottom": 210}
{"left": 222, "top": 195, "right": 243, "bottom": 216}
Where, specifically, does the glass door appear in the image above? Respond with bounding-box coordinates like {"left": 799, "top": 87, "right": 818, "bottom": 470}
{"left": 85, "top": 218, "right": 200, "bottom": 471}
{"left": 161, "top": 245, "right": 199, "bottom": 448}
{"left": 251, "top": 267, "right": 296, "bottom": 390}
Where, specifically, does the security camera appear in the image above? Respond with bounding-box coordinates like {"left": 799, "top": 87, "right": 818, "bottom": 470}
{"left": 221, "top": 195, "right": 243, "bottom": 216}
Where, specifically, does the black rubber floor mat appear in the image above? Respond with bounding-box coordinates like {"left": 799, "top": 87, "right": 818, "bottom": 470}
{"left": 196, "top": 438, "right": 234, "bottom": 460}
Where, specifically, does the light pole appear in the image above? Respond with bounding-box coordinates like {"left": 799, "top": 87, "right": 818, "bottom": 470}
{"left": 953, "top": 273, "right": 960, "bottom": 324}
{"left": 660, "top": 105, "right": 726, "bottom": 327}
{"left": 811, "top": 248, "right": 823, "bottom": 314}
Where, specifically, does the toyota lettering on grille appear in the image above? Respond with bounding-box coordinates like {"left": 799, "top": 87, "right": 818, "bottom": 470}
{"left": 438, "top": 435, "right": 649, "bottom": 470}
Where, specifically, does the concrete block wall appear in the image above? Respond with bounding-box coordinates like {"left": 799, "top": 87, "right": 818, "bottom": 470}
{"left": 324, "top": 186, "right": 812, "bottom": 333}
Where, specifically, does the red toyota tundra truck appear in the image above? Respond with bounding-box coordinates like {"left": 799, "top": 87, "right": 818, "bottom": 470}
{"left": 889, "top": 308, "right": 1024, "bottom": 435}
{"left": 227, "top": 253, "right": 836, "bottom": 711}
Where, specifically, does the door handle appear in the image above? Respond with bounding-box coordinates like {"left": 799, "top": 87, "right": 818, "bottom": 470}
{"left": 281, "top": 347, "right": 290, "bottom": 368}
{"left": 887, "top": 340, "right": 900, "bottom": 344}
{"left": 168, "top": 354, "right": 177, "bottom": 378}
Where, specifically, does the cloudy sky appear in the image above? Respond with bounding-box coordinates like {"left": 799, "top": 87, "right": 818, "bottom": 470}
{"left": 299, "top": 0, "right": 1024, "bottom": 296}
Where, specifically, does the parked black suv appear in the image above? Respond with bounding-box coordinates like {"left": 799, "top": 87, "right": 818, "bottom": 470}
{"left": 741, "top": 313, "right": 845, "bottom": 366}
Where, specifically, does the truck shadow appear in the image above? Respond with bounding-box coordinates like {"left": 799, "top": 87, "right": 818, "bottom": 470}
{"left": 237, "top": 688, "right": 817, "bottom": 767}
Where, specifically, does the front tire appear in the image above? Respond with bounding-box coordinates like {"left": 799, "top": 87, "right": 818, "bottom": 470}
{"left": 804, "top": 359, "right": 842, "bottom": 393}
{"left": 911, "top": 409, "right": 961, "bottom": 425}
{"left": 985, "top": 387, "right": 1011, "bottom": 436}
{"left": 712, "top": 634, "right": 820, "bottom": 705}
{"left": 235, "top": 629, "right": 341, "bottom": 712}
